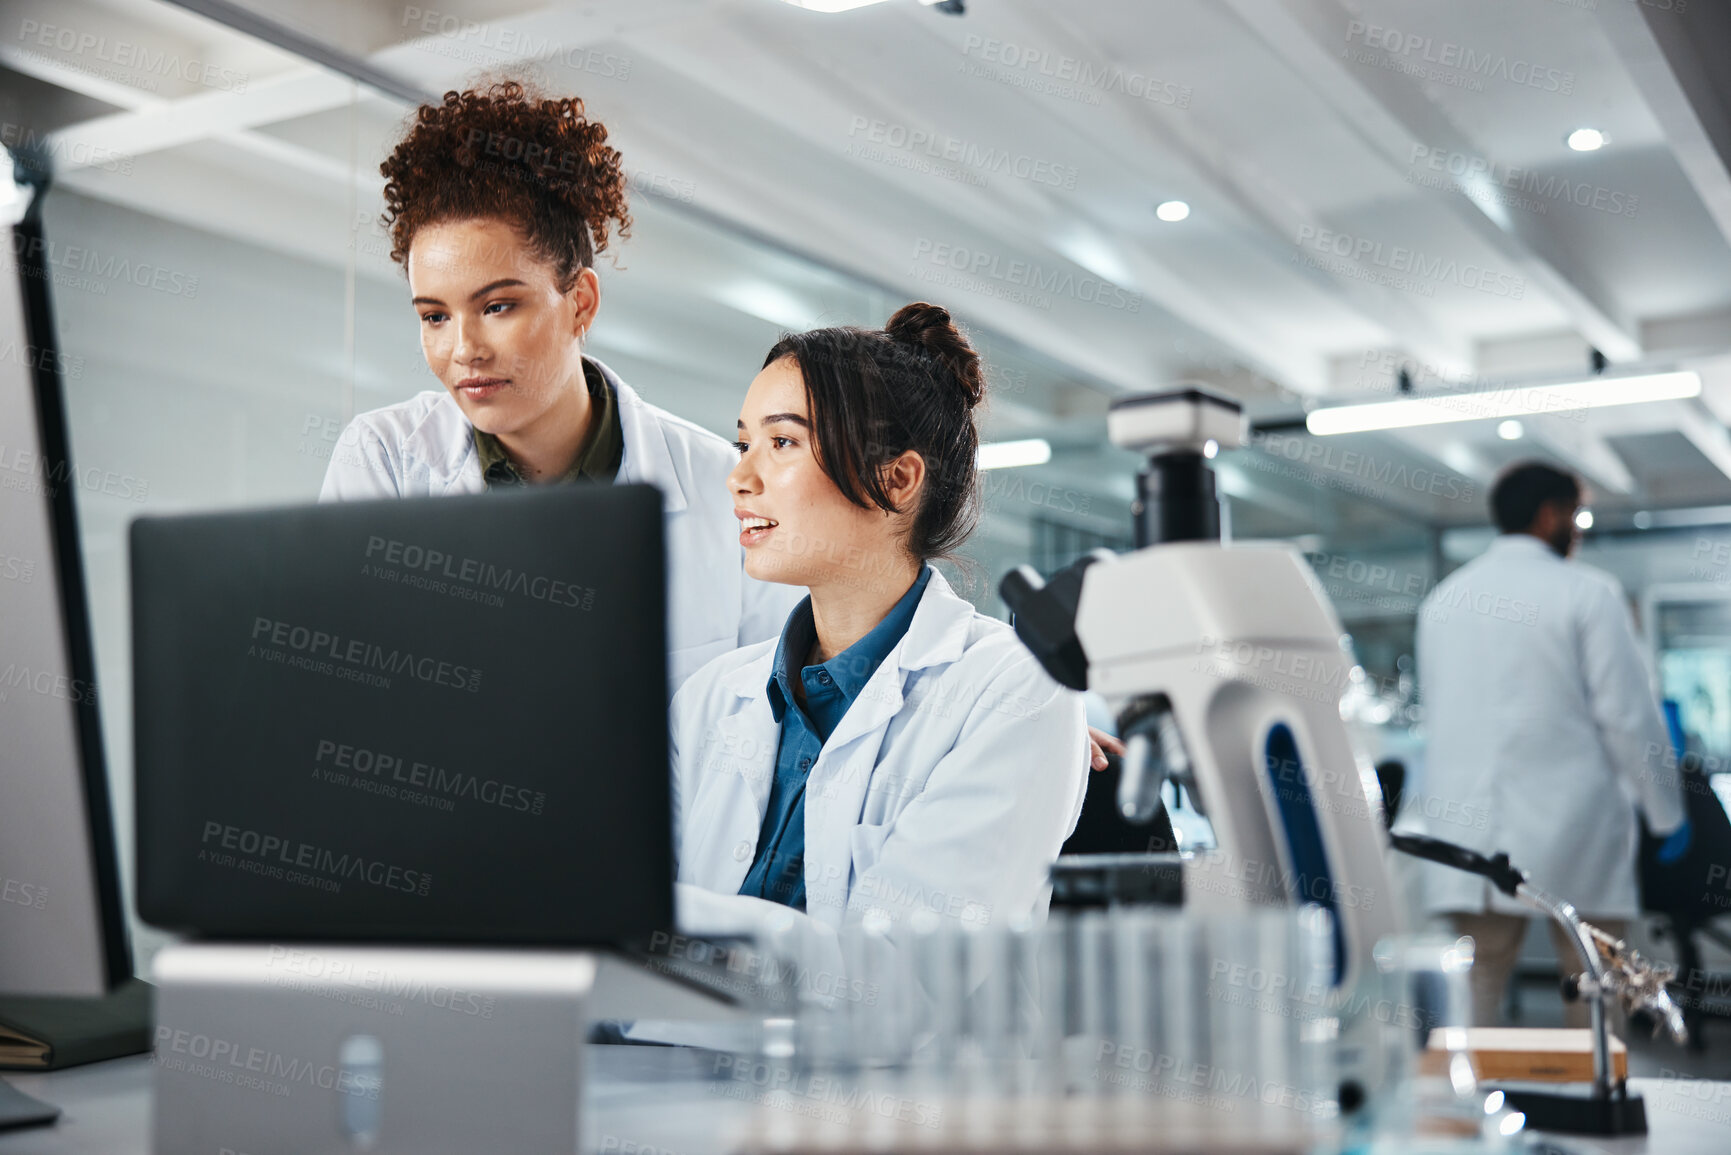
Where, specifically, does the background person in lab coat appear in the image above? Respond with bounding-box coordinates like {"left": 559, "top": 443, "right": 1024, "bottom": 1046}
{"left": 316, "top": 81, "right": 799, "bottom": 685}
{"left": 1401, "top": 461, "right": 1688, "bottom": 1026}
{"left": 670, "top": 303, "right": 1091, "bottom": 978}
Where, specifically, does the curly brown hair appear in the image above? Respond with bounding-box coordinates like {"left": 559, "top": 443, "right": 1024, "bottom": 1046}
{"left": 379, "top": 81, "right": 631, "bottom": 291}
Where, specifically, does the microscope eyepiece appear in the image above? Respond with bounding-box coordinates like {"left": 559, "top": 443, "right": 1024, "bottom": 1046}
{"left": 1108, "top": 389, "right": 1246, "bottom": 548}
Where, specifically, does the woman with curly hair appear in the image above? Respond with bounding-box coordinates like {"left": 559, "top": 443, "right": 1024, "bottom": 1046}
{"left": 320, "top": 82, "right": 799, "bottom": 685}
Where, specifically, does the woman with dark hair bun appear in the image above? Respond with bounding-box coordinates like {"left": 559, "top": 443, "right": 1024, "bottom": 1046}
{"left": 667, "top": 302, "right": 1090, "bottom": 967}
{"left": 319, "top": 81, "right": 799, "bottom": 686}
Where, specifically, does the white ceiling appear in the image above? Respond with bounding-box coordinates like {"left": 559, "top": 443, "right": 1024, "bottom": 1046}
{"left": 7, "top": 0, "right": 1731, "bottom": 533}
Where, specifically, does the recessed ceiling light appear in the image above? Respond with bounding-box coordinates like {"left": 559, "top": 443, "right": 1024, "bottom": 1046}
{"left": 1575, "top": 509, "right": 1594, "bottom": 530}
{"left": 1566, "top": 128, "right": 1606, "bottom": 152}
{"left": 1497, "top": 419, "right": 1524, "bottom": 440}
{"left": 1155, "top": 200, "right": 1190, "bottom": 222}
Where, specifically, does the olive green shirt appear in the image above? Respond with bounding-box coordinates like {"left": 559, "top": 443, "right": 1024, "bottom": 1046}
{"left": 473, "top": 360, "right": 624, "bottom": 487}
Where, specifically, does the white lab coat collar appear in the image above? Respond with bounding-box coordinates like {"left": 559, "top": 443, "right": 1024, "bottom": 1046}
{"left": 712, "top": 567, "right": 973, "bottom": 709}
{"left": 597, "top": 357, "right": 692, "bottom": 515}
{"left": 406, "top": 356, "right": 692, "bottom": 512}
{"left": 723, "top": 568, "right": 975, "bottom": 925}
{"left": 1487, "top": 533, "right": 1560, "bottom": 558}
{"left": 699, "top": 569, "right": 976, "bottom": 914}
{"left": 401, "top": 394, "right": 476, "bottom": 496}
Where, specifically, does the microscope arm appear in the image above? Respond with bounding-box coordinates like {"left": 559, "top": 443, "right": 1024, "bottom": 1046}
{"left": 1389, "top": 830, "right": 1687, "bottom": 1086}
{"left": 1387, "top": 832, "right": 1526, "bottom": 898}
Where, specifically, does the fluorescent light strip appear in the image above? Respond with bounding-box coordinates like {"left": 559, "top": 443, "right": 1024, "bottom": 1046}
{"left": 1305, "top": 371, "right": 1701, "bottom": 436}
{"left": 778, "top": 0, "right": 891, "bottom": 11}
{"left": 1637, "top": 505, "right": 1731, "bottom": 529}
{"left": 978, "top": 438, "right": 1052, "bottom": 470}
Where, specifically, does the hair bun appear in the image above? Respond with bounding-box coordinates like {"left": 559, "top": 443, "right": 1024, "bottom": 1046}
{"left": 886, "top": 302, "right": 985, "bottom": 409}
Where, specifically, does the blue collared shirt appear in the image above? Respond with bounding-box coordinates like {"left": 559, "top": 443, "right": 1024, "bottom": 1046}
{"left": 738, "top": 566, "right": 933, "bottom": 909}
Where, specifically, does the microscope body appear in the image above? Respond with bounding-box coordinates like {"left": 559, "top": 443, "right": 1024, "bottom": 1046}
{"left": 1006, "top": 389, "right": 1404, "bottom": 994}
{"left": 1074, "top": 539, "right": 1403, "bottom": 993}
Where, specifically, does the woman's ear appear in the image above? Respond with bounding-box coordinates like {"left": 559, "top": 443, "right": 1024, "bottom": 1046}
{"left": 881, "top": 450, "right": 926, "bottom": 514}
{"left": 570, "top": 266, "right": 601, "bottom": 339}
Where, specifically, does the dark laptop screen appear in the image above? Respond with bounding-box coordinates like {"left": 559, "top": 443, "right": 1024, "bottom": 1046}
{"left": 132, "top": 485, "right": 671, "bottom": 945}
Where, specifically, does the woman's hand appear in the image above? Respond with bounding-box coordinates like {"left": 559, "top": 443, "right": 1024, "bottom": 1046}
{"left": 1088, "top": 726, "right": 1125, "bottom": 771}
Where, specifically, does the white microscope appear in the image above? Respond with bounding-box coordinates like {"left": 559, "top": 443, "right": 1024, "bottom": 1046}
{"left": 1000, "top": 390, "right": 1407, "bottom": 1118}
{"left": 1002, "top": 389, "right": 1404, "bottom": 993}
{"left": 1001, "top": 389, "right": 1689, "bottom": 1135}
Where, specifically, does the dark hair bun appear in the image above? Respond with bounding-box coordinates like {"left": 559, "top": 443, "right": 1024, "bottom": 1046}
{"left": 886, "top": 302, "right": 985, "bottom": 409}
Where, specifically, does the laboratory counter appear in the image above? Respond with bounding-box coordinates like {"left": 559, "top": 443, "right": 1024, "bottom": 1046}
{"left": 2, "top": 1048, "right": 1729, "bottom": 1154}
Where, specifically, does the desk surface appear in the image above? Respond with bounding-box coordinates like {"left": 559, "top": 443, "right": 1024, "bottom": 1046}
{"left": 2, "top": 1051, "right": 1727, "bottom": 1154}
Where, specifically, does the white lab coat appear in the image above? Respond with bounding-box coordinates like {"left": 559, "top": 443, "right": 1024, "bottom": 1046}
{"left": 318, "top": 357, "right": 802, "bottom": 686}
{"left": 669, "top": 569, "right": 1090, "bottom": 981}
{"left": 1399, "top": 534, "right": 1684, "bottom": 919}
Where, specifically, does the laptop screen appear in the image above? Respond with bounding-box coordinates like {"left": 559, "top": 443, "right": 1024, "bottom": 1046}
{"left": 132, "top": 485, "right": 671, "bottom": 945}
